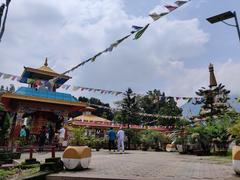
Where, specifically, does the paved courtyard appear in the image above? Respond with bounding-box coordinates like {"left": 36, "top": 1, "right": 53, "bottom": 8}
{"left": 21, "top": 150, "right": 239, "bottom": 180}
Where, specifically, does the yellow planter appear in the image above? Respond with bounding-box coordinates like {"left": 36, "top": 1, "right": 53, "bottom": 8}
{"left": 166, "top": 144, "right": 176, "bottom": 152}
{"left": 232, "top": 145, "right": 240, "bottom": 174}
{"left": 62, "top": 146, "right": 91, "bottom": 170}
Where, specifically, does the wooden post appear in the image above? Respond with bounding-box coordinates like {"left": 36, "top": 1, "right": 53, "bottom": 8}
{"left": 52, "top": 146, "right": 55, "bottom": 158}
{"left": 29, "top": 146, "right": 33, "bottom": 159}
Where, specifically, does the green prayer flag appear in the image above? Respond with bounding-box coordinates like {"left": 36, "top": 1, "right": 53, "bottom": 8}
{"left": 134, "top": 24, "right": 150, "bottom": 40}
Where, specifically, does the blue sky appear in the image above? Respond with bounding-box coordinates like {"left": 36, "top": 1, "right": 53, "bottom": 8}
{"left": 0, "top": 0, "right": 240, "bottom": 105}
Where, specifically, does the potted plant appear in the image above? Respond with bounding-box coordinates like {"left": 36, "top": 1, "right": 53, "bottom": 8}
{"left": 70, "top": 127, "right": 88, "bottom": 146}
{"left": 175, "top": 136, "right": 186, "bottom": 154}
{"left": 229, "top": 120, "right": 240, "bottom": 174}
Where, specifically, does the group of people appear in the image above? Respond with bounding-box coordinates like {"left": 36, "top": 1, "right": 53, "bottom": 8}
{"left": 108, "top": 127, "right": 125, "bottom": 153}
{"left": 19, "top": 124, "right": 66, "bottom": 152}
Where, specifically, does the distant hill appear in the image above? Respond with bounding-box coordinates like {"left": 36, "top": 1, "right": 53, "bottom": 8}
{"left": 181, "top": 96, "right": 240, "bottom": 117}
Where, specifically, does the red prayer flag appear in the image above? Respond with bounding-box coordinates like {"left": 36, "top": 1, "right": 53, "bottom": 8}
{"left": 165, "top": 5, "right": 178, "bottom": 12}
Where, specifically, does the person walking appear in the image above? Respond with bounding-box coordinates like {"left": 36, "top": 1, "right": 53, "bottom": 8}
{"left": 117, "top": 127, "right": 125, "bottom": 153}
{"left": 58, "top": 126, "right": 65, "bottom": 150}
{"left": 19, "top": 125, "right": 27, "bottom": 140}
{"left": 48, "top": 125, "right": 54, "bottom": 145}
{"left": 108, "top": 127, "right": 116, "bottom": 152}
{"left": 38, "top": 126, "right": 46, "bottom": 152}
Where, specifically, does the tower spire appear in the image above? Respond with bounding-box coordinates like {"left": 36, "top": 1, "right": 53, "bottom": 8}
{"left": 209, "top": 63, "right": 217, "bottom": 88}
{"left": 44, "top": 57, "right": 48, "bottom": 66}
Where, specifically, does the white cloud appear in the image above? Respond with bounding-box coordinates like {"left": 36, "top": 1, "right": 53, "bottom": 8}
{"left": 0, "top": 0, "right": 212, "bottom": 104}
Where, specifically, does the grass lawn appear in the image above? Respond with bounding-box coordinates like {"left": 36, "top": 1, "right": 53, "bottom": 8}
{"left": 204, "top": 155, "right": 232, "bottom": 164}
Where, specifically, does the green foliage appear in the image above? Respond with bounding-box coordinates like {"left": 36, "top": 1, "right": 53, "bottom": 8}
{"left": 0, "top": 168, "right": 20, "bottom": 180}
{"left": 115, "top": 88, "right": 140, "bottom": 126}
{"left": 228, "top": 114, "right": 240, "bottom": 144}
{"left": 71, "top": 127, "right": 88, "bottom": 146}
{"left": 175, "top": 119, "right": 191, "bottom": 130}
{"left": 124, "top": 129, "right": 141, "bottom": 149}
{"left": 76, "top": 96, "right": 114, "bottom": 120}
{"left": 87, "top": 136, "right": 104, "bottom": 149}
{"left": 187, "top": 113, "right": 235, "bottom": 154}
{"left": 195, "top": 83, "right": 231, "bottom": 118}
{"left": 0, "top": 112, "right": 13, "bottom": 145}
{"left": 140, "top": 130, "right": 170, "bottom": 150}
{"left": 139, "top": 90, "right": 182, "bottom": 126}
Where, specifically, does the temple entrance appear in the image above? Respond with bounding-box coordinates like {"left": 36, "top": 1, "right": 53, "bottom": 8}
{"left": 23, "top": 111, "right": 62, "bottom": 135}
{"left": 20, "top": 111, "right": 64, "bottom": 146}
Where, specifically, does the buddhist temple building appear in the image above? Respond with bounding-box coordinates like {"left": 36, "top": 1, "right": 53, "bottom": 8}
{"left": 69, "top": 107, "right": 170, "bottom": 137}
{"left": 1, "top": 58, "right": 88, "bottom": 139}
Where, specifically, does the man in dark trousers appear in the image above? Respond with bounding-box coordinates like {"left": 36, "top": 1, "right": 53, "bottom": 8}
{"left": 38, "top": 126, "right": 46, "bottom": 152}
{"left": 108, "top": 127, "right": 116, "bottom": 152}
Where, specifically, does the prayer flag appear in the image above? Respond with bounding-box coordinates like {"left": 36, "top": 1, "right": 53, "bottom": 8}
{"left": 11, "top": 75, "right": 17, "bottom": 81}
{"left": 132, "top": 25, "right": 143, "bottom": 31}
{"left": 131, "top": 25, "right": 143, "bottom": 34}
{"left": 91, "top": 52, "right": 102, "bottom": 62}
{"left": 115, "top": 92, "right": 122, "bottom": 96}
{"left": 149, "top": 12, "right": 168, "bottom": 21}
{"left": 3, "top": 73, "right": 11, "bottom": 79}
{"left": 0, "top": 72, "right": 3, "bottom": 78}
{"left": 116, "top": 34, "right": 131, "bottom": 44}
{"left": 134, "top": 24, "right": 150, "bottom": 40}
{"left": 72, "top": 86, "right": 81, "bottom": 91}
{"left": 165, "top": 5, "right": 178, "bottom": 12}
{"left": 175, "top": 1, "right": 187, "bottom": 7}
{"left": 105, "top": 34, "right": 131, "bottom": 52}
{"left": 65, "top": 85, "right": 71, "bottom": 90}
{"left": 61, "top": 85, "right": 66, "bottom": 89}
{"left": 27, "top": 78, "right": 35, "bottom": 84}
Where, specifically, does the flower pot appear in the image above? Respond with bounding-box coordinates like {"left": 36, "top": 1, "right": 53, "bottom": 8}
{"left": 232, "top": 145, "right": 240, "bottom": 175}
{"left": 166, "top": 144, "right": 176, "bottom": 152}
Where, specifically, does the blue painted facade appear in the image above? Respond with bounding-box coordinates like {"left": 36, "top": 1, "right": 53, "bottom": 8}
{"left": 16, "top": 87, "right": 78, "bottom": 102}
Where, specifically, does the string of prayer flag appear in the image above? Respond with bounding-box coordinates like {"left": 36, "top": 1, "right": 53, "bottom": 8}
{"left": 50, "top": 0, "right": 191, "bottom": 78}
{"left": 134, "top": 24, "right": 150, "bottom": 40}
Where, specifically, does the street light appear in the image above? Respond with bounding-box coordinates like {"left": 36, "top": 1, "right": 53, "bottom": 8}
{"left": 206, "top": 11, "right": 240, "bottom": 43}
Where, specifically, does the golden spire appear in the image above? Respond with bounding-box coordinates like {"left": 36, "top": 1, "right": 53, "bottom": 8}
{"left": 209, "top": 63, "right": 217, "bottom": 88}
{"left": 44, "top": 57, "right": 48, "bottom": 66}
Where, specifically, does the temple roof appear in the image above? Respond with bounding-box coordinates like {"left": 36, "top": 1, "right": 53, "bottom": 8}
{"left": 37, "top": 58, "right": 57, "bottom": 74}
{"left": 73, "top": 114, "right": 111, "bottom": 123}
{"left": 20, "top": 58, "right": 71, "bottom": 86}
{"left": 1, "top": 88, "right": 88, "bottom": 112}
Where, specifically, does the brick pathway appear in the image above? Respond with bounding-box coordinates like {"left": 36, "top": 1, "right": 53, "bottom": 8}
{"left": 21, "top": 150, "right": 239, "bottom": 180}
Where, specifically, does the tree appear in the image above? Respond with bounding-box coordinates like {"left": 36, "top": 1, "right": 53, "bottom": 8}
{"left": 115, "top": 88, "right": 140, "bottom": 126}
{"left": 0, "top": 105, "right": 14, "bottom": 146}
{"left": 195, "top": 83, "right": 231, "bottom": 119}
{"left": 139, "top": 89, "right": 182, "bottom": 126}
{"left": 70, "top": 96, "right": 114, "bottom": 120}
{"left": 115, "top": 88, "right": 140, "bottom": 150}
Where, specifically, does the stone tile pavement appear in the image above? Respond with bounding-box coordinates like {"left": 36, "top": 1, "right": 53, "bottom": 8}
{"left": 19, "top": 150, "right": 240, "bottom": 180}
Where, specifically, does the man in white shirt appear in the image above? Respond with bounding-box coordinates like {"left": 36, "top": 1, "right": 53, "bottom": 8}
{"left": 117, "top": 127, "right": 125, "bottom": 153}
{"left": 59, "top": 126, "right": 65, "bottom": 150}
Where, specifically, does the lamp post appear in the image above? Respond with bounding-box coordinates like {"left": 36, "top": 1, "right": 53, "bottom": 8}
{"left": 207, "top": 11, "right": 240, "bottom": 43}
